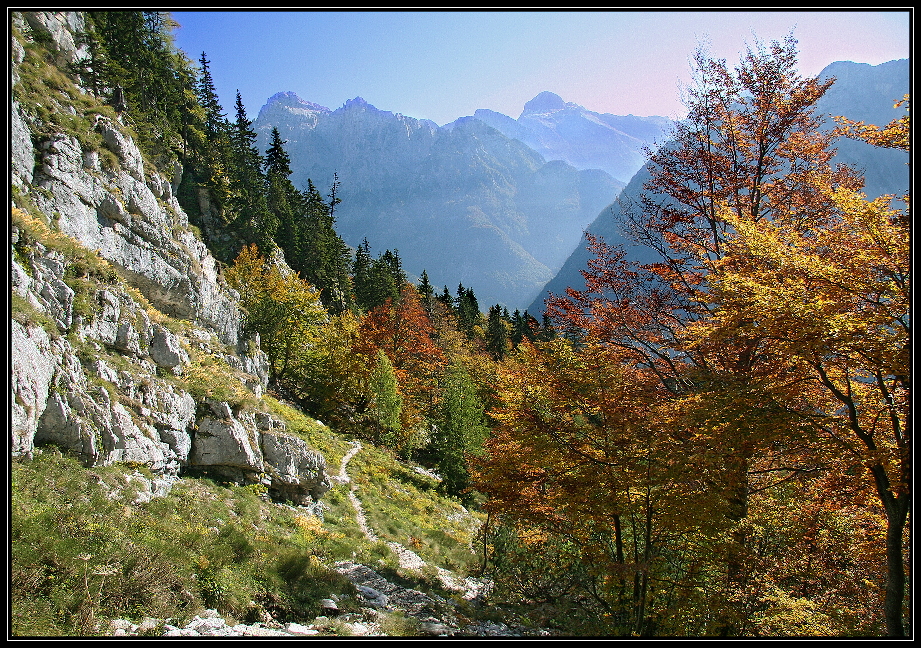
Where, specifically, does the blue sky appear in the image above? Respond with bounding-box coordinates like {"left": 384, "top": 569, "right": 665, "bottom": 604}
{"left": 170, "top": 10, "right": 911, "bottom": 126}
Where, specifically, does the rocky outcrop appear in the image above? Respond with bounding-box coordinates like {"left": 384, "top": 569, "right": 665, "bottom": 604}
{"left": 10, "top": 10, "right": 329, "bottom": 510}
{"left": 10, "top": 225, "right": 327, "bottom": 505}
{"left": 261, "top": 430, "right": 332, "bottom": 505}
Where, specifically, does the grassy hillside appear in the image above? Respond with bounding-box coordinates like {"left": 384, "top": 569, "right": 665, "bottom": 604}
{"left": 11, "top": 411, "right": 488, "bottom": 636}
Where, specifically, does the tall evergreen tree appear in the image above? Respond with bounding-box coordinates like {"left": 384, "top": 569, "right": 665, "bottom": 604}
{"left": 352, "top": 238, "right": 374, "bottom": 308}
{"left": 264, "top": 126, "right": 292, "bottom": 179}
{"left": 437, "top": 285, "right": 454, "bottom": 311}
{"left": 417, "top": 270, "right": 435, "bottom": 314}
{"left": 88, "top": 11, "right": 190, "bottom": 156}
{"left": 511, "top": 309, "right": 540, "bottom": 347}
{"left": 456, "top": 285, "right": 480, "bottom": 337}
{"left": 380, "top": 249, "right": 406, "bottom": 290}
{"left": 433, "top": 360, "right": 488, "bottom": 498}
{"left": 486, "top": 305, "right": 511, "bottom": 361}
{"left": 295, "top": 179, "right": 353, "bottom": 313}
{"left": 196, "top": 52, "right": 226, "bottom": 137}
{"left": 229, "top": 90, "right": 275, "bottom": 250}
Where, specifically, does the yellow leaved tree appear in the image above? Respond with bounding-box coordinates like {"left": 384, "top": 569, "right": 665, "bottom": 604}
{"left": 695, "top": 97, "right": 910, "bottom": 636}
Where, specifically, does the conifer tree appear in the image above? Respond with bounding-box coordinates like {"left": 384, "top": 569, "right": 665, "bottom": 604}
{"left": 456, "top": 285, "right": 481, "bottom": 337}
{"left": 182, "top": 51, "right": 233, "bottom": 224}
{"left": 416, "top": 270, "right": 436, "bottom": 314}
{"left": 229, "top": 90, "right": 276, "bottom": 250}
{"left": 437, "top": 285, "right": 454, "bottom": 311}
{"left": 433, "top": 360, "right": 488, "bottom": 498}
{"left": 197, "top": 52, "right": 227, "bottom": 138}
{"left": 88, "top": 11, "right": 190, "bottom": 157}
{"left": 352, "top": 239, "right": 374, "bottom": 308}
{"left": 486, "top": 305, "right": 511, "bottom": 361}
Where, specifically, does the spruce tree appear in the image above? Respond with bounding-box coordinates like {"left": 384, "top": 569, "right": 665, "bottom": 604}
{"left": 229, "top": 90, "right": 275, "bottom": 251}
{"left": 352, "top": 238, "right": 374, "bottom": 309}
{"left": 433, "top": 361, "right": 488, "bottom": 498}
{"left": 486, "top": 305, "right": 511, "bottom": 361}
{"left": 197, "top": 52, "right": 226, "bottom": 138}
{"left": 417, "top": 270, "right": 435, "bottom": 314}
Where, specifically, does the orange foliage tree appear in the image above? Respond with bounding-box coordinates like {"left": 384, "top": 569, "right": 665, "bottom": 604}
{"left": 694, "top": 98, "right": 910, "bottom": 636}
{"left": 356, "top": 283, "right": 446, "bottom": 454}
{"left": 477, "top": 37, "right": 908, "bottom": 636}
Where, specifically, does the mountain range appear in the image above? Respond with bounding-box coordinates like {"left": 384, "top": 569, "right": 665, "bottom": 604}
{"left": 526, "top": 58, "right": 911, "bottom": 314}
{"left": 253, "top": 92, "right": 669, "bottom": 310}
{"left": 460, "top": 90, "right": 672, "bottom": 184}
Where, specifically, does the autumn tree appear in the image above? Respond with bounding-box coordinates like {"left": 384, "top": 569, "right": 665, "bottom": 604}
{"left": 225, "top": 244, "right": 327, "bottom": 387}
{"left": 692, "top": 98, "right": 911, "bottom": 635}
{"left": 528, "top": 35, "right": 899, "bottom": 635}
{"left": 357, "top": 284, "right": 446, "bottom": 455}
{"left": 475, "top": 337, "right": 725, "bottom": 635}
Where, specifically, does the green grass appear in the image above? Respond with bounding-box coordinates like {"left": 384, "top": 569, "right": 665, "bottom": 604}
{"left": 11, "top": 413, "right": 489, "bottom": 637}
{"left": 10, "top": 450, "right": 363, "bottom": 636}
{"left": 348, "top": 442, "right": 485, "bottom": 576}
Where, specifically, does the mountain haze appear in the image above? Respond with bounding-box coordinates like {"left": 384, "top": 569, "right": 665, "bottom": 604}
{"left": 253, "top": 92, "right": 666, "bottom": 309}
{"left": 527, "top": 58, "right": 911, "bottom": 315}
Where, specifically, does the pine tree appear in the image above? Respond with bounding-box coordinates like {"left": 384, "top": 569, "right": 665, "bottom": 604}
{"left": 437, "top": 285, "right": 454, "bottom": 311}
{"left": 417, "top": 270, "right": 435, "bottom": 314}
{"left": 286, "top": 178, "right": 353, "bottom": 312}
{"left": 456, "top": 285, "right": 481, "bottom": 337}
{"left": 433, "top": 360, "right": 488, "bottom": 498}
{"left": 197, "top": 52, "right": 226, "bottom": 138}
{"left": 352, "top": 238, "right": 374, "bottom": 308}
{"left": 486, "top": 305, "right": 511, "bottom": 361}
{"left": 229, "top": 90, "right": 275, "bottom": 250}
{"left": 88, "top": 11, "right": 190, "bottom": 157}
{"left": 380, "top": 249, "right": 406, "bottom": 291}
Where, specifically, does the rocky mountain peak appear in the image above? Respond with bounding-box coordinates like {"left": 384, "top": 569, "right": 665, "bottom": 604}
{"left": 257, "top": 91, "right": 330, "bottom": 120}
{"left": 342, "top": 96, "right": 372, "bottom": 110}
{"left": 520, "top": 91, "right": 576, "bottom": 116}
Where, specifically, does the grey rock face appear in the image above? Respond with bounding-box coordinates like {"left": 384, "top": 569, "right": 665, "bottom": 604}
{"left": 19, "top": 11, "right": 87, "bottom": 66}
{"left": 261, "top": 432, "right": 332, "bottom": 504}
{"left": 191, "top": 416, "right": 264, "bottom": 473}
{"left": 10, "top": 101, "right": 34, "bottom": 187}
{"left": 11, "top": 321, "right": 62, "bottom": 456}
{"left": 149, "top": 324, "right": 189, "bottom": 369}
{"left": 19, "top": 109, "right": 242, "bottom": 346}
{"left": 10, "top": 10, "right": 328, "bottom": 510}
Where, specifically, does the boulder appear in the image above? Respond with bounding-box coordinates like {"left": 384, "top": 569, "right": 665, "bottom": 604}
{"left": 11, "top": 321, "right": 61, "bottom": 456}
{"left": 261, "top": 432, "right": 331, "bottom": 505}
{"left": 149, "top": 324, "right": 189, "bottom": 369}
{"left": 191, "top": 416, "right": 264, "bottom": 473}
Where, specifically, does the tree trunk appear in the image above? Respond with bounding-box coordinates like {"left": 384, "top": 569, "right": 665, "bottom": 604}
{"left": 717, "top": 456, "right": 749, "bottom": 636}
{"left": 870, "top": 464, "right": 910, "bottom": 637}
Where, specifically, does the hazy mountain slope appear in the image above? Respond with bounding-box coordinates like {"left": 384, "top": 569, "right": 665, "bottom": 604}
{"left": 254, "top": 93, "right": 623, "bottom": 309}
{"left": 527, "top": 58, "right": 910, "bottom": 315}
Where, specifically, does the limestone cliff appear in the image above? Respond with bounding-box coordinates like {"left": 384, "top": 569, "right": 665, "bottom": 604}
{"left": 10, "top": 11, "right": 329, "bottom": 509}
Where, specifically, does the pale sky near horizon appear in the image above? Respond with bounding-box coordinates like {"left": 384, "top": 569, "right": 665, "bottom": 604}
{"left": 170, "top": 9, "right": 911, "bottom": 126}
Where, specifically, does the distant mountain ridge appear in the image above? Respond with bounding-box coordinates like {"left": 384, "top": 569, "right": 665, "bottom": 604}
{"left": 526, "top": 59, "right": 911, "bottom": 315}
{"left": 455, "top": 90, "right": 672, "bottom": 184}
{"left": 253, "top": 91, "right": 657, "bottom": 310}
